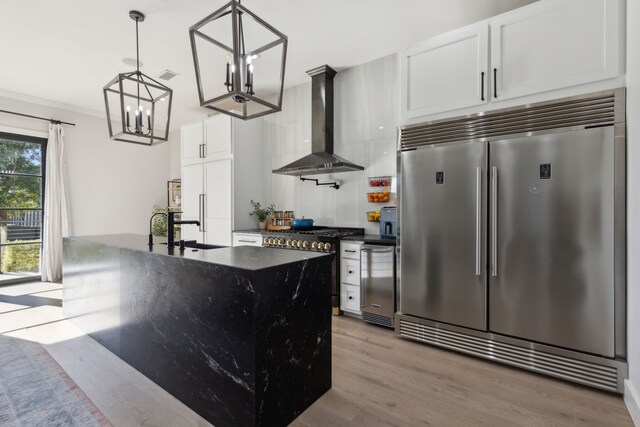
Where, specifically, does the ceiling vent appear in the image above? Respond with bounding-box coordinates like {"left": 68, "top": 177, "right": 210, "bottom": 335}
{"left": 157, "top": 69, "right": 179, "bottom": 81}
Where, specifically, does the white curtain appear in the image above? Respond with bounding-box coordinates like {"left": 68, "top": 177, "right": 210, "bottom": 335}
{"left": 41, "top": 123, "right": 69, "bottom": 282}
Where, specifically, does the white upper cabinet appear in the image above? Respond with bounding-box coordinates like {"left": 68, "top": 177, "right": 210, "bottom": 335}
{"left": 181, "top": 121, "right": 204, "bottom": 166}
{"left": 400, "top": 22, "right": 489, "bottom": 122}
{"left": 181, "top": 114, "right": 232, "bottom": 165}
{"left": 491, "top": 0, "right": 623, "bottom": 102}
{"left": 204, "top": 114, "right": 232, "bottom": 160}
{"left": 400, "top": 0, "right": 624, "bottom": 122}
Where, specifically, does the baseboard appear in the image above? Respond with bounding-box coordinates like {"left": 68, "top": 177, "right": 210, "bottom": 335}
{"left": 625, "top": 380, "right": 640, "bottom": 426}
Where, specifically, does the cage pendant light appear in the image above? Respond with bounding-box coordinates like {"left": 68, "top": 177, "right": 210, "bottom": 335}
{"left": 103, "top": 11, "right": 173, "bottom": 146}
{"left": 189, "top": 0, "right": 287, "bottom": 120}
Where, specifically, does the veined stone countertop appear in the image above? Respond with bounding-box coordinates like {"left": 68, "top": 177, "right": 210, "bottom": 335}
{"left": 66, "top": 233, "right": 330, "bottom": 271}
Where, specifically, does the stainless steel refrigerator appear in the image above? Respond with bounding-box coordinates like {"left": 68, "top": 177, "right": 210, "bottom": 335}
{"left": 399, "top": 90, "right": 625, "bottom": 362}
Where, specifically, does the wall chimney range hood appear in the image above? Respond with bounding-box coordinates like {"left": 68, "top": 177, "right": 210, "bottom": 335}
{"left": 272, "top": 65, "right": 364, "bottom": 176}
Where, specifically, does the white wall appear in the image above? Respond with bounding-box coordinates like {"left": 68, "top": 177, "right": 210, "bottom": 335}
{"left": 625, "top": 0, "right": 640, "bottom": 422}
{"left": 263, "top": 54, "right": 399, "bottom": 234}
{"left": 0, "top": 96, "right": 171, "bottom": 237}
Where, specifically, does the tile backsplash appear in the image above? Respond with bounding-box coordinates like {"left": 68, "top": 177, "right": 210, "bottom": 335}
{"left": 262, "top": 54, "right": 399, "bottom": 234}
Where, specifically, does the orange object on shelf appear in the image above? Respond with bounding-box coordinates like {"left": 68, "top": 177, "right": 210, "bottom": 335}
{"left": 367, "top": 192, "right": 390, "bottom": 203}
{"left": 367, "top": 210, "right": 381, "bottom": 222}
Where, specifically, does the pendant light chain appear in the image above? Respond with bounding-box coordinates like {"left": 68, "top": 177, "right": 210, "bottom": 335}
{"left": 135, "top": 17, "right": 140, "bottom": 112}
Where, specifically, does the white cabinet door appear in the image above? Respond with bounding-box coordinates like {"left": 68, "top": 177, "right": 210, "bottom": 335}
{"left": 204, "top": 114, "right": 232, "bottom": 160}
{"left": 181, "top": 122, "right": 204, "bottom": 165}
{"left": 204, "top": 159, "right": 232, "bottom": 246}
{"left": 490, "top": 0, "right": 622, "bottom": 102}
{"left": 341, "top": 258, "right": 361, "bottom": 286}
{"left": 401, "top": 22, "right": 488, "bottom": 121}
{"left": 181, "top": 163, "right": 204, "bottom": 242}
{"left": 340, "top": 284, "right": 361, "bottom": 314}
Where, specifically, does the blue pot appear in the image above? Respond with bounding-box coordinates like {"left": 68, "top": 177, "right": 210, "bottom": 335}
{"left": 292, "top": 217, "right": 314, "bottom": 230}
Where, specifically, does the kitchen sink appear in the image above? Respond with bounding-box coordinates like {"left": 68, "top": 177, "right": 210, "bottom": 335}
{"left": 184, "top": 242, "right": 224, "bottom": 250}
{"left": 160, "top": 241, "right": 225, "bottom": 250}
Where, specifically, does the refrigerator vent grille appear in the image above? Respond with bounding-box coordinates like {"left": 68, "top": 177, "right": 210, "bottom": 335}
{"left": 362, "top": 312, "right": 394, "bottom": 328}
{"left": 398, "top": 319, "right": 622, "bottom": 393}
{"left": 400, "top": 91, "right": 618, "bottom": 149}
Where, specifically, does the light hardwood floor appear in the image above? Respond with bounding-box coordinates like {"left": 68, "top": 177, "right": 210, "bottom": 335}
{"left": 0, "top": 282, "right": 633, "bottom": 426}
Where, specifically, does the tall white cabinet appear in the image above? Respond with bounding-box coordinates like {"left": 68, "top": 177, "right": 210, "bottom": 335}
{"left": 181, "top": 114, "right": 264, "bottom": 246}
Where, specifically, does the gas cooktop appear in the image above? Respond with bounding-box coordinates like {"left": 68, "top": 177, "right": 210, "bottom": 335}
{"left": 265, "top": 227, "right": 364, "bottom": 239}
{"left": 262, "top": 227, "right": 364, "bottom": 252}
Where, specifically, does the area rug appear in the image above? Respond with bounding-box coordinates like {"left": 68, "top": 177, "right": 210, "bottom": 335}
{"left": 0, "top": 334, "right": 112, "bottom": 426}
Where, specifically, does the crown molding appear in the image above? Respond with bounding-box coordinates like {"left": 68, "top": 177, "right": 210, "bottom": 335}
{"left": 0, "top": 88, "right": 105, "bottom": 120}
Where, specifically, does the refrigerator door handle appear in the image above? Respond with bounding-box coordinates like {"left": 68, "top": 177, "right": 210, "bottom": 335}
{"left": 360, "top": 249, "right": 365, "bottom": 309}
{"left": 491, "top": 166, "right": 498, "bottom": 277}
{"left": 476, "top": 167, "right": 482, "bottom": 276}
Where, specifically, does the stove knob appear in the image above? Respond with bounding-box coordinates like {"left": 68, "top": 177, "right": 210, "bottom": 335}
{"left": 302, "top": 241, "right": 310, "bottom": 249}
{"left": 317, "top": 242, "right": 325, "bottom": 251}
{"left": 289, "top": 240, "right": 297, "bottom": 247}
{"left": 296, "top": 240, "right": 303, "bottom": 248}
{"left": 311, "top": 242, "right": 319, "bottom": 250}
{"left": 264, "top": 238, "right": 271, "bottom": 245}
{"left": 286, "top": 239, "right": 292, "bottom": 247}
{"left": 324, "top": 243, "right": 332, "bottom": 251}
{"left": 276, "top": 239, "right": 283, "bottom": 246}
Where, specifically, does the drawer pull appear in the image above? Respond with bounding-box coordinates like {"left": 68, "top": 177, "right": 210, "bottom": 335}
{"left": 345, "top": 250, "right": 357, "bottom": 253}
{"left": 238, "top": 239, "right": 256, "bottom": 243}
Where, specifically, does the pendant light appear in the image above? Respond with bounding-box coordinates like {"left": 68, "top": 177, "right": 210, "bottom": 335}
{"left": 189, "top": 0, "right": 287, "bottom": 120}
{"left": 103, "top": 11, "right": 173, "bottom": 146}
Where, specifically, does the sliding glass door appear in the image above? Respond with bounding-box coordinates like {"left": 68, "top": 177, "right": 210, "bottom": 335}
{"left": 0, "top": 132, "right": 46, "bottom": 285}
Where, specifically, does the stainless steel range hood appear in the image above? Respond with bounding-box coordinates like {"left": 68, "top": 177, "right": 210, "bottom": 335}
{"left": 272, "top": 65, "right": 364, "bottom": 176}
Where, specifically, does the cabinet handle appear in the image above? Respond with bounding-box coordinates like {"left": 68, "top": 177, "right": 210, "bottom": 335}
{"left": 238, "top": 239, "right": 256, "bottom": 243}
{"left": 348, "top": 270, "right": 354, "bottom": 274}
{"left": 493, "top": 68, "right": 498, "bottom": 99}
{"left": 345, "top": 250, "right": 356, "bottom": 253}
{"left": 202, "top": 144, "right": 206, "bottom": 159}
{"left": 198, "top": 194, "right": 202, "bottom": 231}
{"left": 480, "top": 72, "right": 485, "bottom": 101}
{"left": 201, "top": 194, "right": 206, "bottom": 232}
{"left": 491, "top": 167, "right": 498, "bottom": 277}
{"left": 198, "top": 144, "right": 202, "bottom": 158}
{"left": 475, "top": 167, "right": 482, "bottom": 276}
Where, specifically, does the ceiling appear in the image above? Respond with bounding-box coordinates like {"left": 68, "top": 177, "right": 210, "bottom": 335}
{"left": 0, "top": 0, "right": 536, "bottom": 129}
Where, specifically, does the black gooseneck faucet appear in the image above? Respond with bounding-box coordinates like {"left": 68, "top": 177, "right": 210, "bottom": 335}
{"left": 167, "top": 211, "right": 200, "bottom": 248}
{"left": 148, "top": 212, "right": 167, "bottom": 247}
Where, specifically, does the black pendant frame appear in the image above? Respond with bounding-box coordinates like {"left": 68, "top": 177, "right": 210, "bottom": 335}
{"left": 103, "top": 11, "right": 173, "bottom": 146}
{"left": 189, "top": 0, "right": 288, "bottom": 120}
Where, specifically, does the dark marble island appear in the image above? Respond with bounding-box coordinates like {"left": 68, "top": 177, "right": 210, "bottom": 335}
{"left": 62, "top": 234, "right": 333, "bottom": 427}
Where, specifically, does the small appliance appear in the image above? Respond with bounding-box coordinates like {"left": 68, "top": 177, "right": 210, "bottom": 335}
{"left": 379, "top": 207, "right": 397, "bottom": 237}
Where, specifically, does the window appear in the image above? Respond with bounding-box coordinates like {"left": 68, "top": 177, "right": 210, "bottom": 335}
{"left": 0, "top": 131, "right": 46, "bottom": 284}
